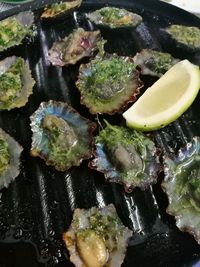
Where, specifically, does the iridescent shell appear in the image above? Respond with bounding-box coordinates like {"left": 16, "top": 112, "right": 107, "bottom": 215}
{"left": 162, "top": 137, "right": 200, "bottom": 244}
{"left": 166, "top": 25, "right": 200, "bottom": 51}
{"left": 48, "top": 28, "right": 102, "bottom": 66}
{"left": 41, "top": 0, "right": 82, "bottom": 19}
{"left": 87, "top": 6, "right": 142, "bottom": 29}
{"left": 63, "top": 204, "right": 132, "bottom": 267}
{"left": 76, "top": 54, "right": 143, "bottom": 114}
{"left": 133, "top": 49, "right": 180, "bottom": 77}
{"left": 89, "top": 122, "right": 161, "bottom": 192}
{"left": 0, "top": 128, "right": 23, "bottom": 190}
{"left": 0, "top": 11, "right": 34, "bottom": 52}
{"left": 30, "top": 101, "right": 96, "bottom": 171}
{"left": 0, "top": 56, "right": 35, "bottom": 110}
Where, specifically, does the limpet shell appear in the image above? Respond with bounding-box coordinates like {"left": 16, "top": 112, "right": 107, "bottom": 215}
{"left": 30, "top": 101, "right": 96, "bottom": 171}
{"left": 0, "top": 11, "right": 34, "bottom": 52}
{"left": 89, "top": 122, "right": 161, "bottom": 192}
{"left": 48, "top": 28, "right": 102, "bottom": 66}
{"left": 162, "top": 137, "right": 200, "bottom": 244}
{"left": 0, "top": 56, "right": 35, "bottom": 110}
{"left": 63, "top": 204, "right": 132, "bottom": 267}
{"left": 76, "top": 53, "right": 143, "bottom": 114}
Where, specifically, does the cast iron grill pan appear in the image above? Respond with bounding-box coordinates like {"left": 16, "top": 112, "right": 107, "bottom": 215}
{"left": 0, "top": 0, "right": 200, "bottom": 266}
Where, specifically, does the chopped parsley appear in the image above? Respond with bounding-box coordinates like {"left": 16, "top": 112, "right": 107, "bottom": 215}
{"left": 0, "top": 134, "right": 10, "bottom": 176}
{"left": 167, "top": 25, "right": 200, "bottom": 49}
{"left": 0, "top": 58, "right": 24, "bottom": 104}
{"left": 84, "top": 56, "right": 135, "bottom": 99}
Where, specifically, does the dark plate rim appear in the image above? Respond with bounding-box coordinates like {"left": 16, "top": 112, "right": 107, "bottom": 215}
{"left": 0, "top": 1, "right": 200, "bottom": 266}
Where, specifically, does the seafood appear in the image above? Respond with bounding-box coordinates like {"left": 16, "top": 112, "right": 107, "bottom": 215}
{"left": 162, "top": 137, "right": 200, "bottom": 244}
{"left": 133, "top": 49, "right": 180, "bottom": 77}
{"left": 166, "top": 24, "right": 200, "bottom": 51}
{"left": 48, "top": 28, "right": 102, "bottom": 66}
{"left": 30, "top": 101, "right": 96, "bottom": 171}
{"left": 0, "top": 56, "right": 35, "bottom": 110}
{"left": 89, "top": 122, "right": 161, "bottom": 192}
{"left": 87, "top": 6, "right": 142, "bottom": 29}
{"left": 76, "top": 53, "right": 143, "bottom": 114}
{"left": 63, "top": 204, "right": 132, "bottom": 267}
{"left": 0, "top": 11, "right": 34, "bottom": 52}
{"left": 0, "top": 129, "right": 23, "bottom": 190}
{"left": 41, "top": 0, "right": 82, "bottom": 18}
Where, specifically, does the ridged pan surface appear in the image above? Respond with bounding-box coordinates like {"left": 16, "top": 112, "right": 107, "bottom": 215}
{"left": 0, "top": 0, "right": 200, "bottom": 266}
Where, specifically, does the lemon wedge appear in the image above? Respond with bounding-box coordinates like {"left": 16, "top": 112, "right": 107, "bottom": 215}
{"left": 123, "top": 60, "right": 200, "bottom": 131}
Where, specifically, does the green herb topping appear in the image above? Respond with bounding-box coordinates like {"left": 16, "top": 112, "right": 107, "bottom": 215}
{"left": 42, "top": 115, "right": 78, "bottom": 166}
{"left": 167, "top": 25, "right": 200, "bottom": 50}
{"left": 0, "top": 58, "right": 24, "bottom": 104}
{"left": 87, "top": 7, "right": 142, "bottom": 29}
{"left": 0, "top": 134, "right": 10, "bottom": 176}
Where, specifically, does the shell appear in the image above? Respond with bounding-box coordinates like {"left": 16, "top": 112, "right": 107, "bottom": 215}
{"left": 86, "top": 6, "right": 142, "bottom": 29}
{"left": 162, "top": 137, "right": 200, "bottom": 244}
{"left": 0, "top": 11, "right": 34, "bottom": 52}
{"left": 0, "top": 128, "right": 23, "bottom": 190}
{"left": 48, "top": 28, "right": 102, "bottom": 66}
{"left": 133, "top": 49, "right": 180, "bottom": 77}
{"left": 63, "top": 204, "right": 132, "bottom": 267}
{"left": 41, "top": 0, "right": 82, "bottom": 19}
{"left": 89, "top": 122, "right": 161, "bottom": 192}
{"left": 0, "top": 56, "right": 35, "bottom": 110}
{"left": 76, "top": 53, "right": 143, "bottom": 114}
{"left": 30, "top": 101, "right": 96, "bottom": 171}
{"left": 166, "top": 24, "right": 200, "bottom": 52}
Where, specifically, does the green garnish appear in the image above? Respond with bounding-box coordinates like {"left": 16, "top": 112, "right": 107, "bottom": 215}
{"left": 0, "top": 58, "right": 24, "bottom": 104}
{"left": 100, "top": 7, "right": 129, "bottom": 24}
{"left": 85, "top": 57, "right": 134, "bottom": 99}
{"left": 42, "top": 115, "right": 78, "bottom": 167}
{"left": 167, "top": 25, "right": 200, "bottom": 50}
{"left": 0, "top": 134, "right": 10, "bottom": 176}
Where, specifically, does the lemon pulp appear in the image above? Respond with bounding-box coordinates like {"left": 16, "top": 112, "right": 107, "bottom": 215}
{"left": 123, "top": 60, "right": 200, "bottom": 131}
